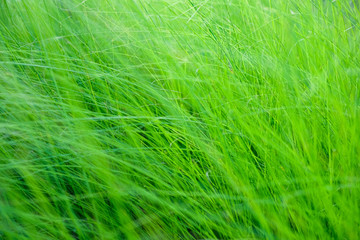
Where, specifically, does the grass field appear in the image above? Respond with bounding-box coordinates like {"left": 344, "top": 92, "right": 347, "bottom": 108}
{"left": 0, "top": 0, "right": 359, "bottom": 239}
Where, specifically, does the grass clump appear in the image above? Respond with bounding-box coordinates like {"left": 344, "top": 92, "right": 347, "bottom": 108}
{"left": 0, "top": 0, "right": 359, "bottom": 239}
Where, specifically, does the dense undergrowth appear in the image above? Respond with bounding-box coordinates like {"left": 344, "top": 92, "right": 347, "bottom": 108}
{"left": 0, "top": 0, "right": 359, "bottom": 239}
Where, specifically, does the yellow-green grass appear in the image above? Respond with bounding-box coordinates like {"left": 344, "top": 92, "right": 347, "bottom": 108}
{"left": 0, "top": 0, "right": 359, "bottom": 239}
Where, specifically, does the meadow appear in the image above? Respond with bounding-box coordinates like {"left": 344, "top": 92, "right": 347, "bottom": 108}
{"left": 0, "top": 0, "right": 359, "bottom": 239}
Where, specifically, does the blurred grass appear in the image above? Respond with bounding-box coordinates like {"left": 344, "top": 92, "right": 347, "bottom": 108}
{"left": 0, "top": 0, "right": 359, "bottom": 239}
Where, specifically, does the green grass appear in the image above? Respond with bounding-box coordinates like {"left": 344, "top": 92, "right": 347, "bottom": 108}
{"left": 0, "top": 0, "right": 359, "bottom": 239}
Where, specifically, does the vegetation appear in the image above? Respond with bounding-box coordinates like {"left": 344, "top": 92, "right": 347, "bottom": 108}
{"left": 1, "top": 0, "right": 359, "bottom": 239}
